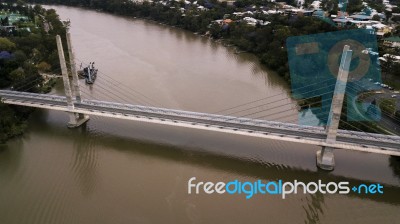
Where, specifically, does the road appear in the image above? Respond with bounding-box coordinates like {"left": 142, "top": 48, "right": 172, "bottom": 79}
{"left": 1, "top": 90, "right": 400, "bottom": 154}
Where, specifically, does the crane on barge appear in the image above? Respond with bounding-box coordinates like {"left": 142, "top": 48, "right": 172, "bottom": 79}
{"left": 80, "top": 62, "right": 98, "bottom": 84}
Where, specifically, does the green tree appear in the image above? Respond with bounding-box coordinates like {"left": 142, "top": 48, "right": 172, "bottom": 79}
{"left": 347, "top": 0, "right": 364, "bottom": 14}
{"left": 372, "top": 14, "right": 381, "bottom": 21}
{"left": 0, "top": 100, "right": 25, "bottom": 144}
{"left": 13, "top": 50, "right": 27, "bottom": 64}
{"left": 0, "top": 37, "right": 16, "bottom": 52}
{"left": 9, "top": 67, "right": 26, "bottom": 83}
{"left": 37, "top": 61, "right": 51, "bottom": 72}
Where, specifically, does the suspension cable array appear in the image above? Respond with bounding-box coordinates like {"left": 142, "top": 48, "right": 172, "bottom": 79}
{"left": 7, "top": 58, "right": 399, "bottom": 142}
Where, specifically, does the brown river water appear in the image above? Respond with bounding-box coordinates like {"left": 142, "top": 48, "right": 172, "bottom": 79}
{"left": 0, "top": 5, "right": 399, "bottom": 224}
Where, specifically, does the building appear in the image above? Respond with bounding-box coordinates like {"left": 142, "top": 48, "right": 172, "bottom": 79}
{"left": 379, "top": 54, "right": 400, "bottom": 63}
{"left": 350, "top": 14, "right": 372, "bottom": 21}
{"left": 372, "top": 23, "right": 391, "bottom": 36}
{"left": 384, "top": 36, "right": 400, "bottom": 48}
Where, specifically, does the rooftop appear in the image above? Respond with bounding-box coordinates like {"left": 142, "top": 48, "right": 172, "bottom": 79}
{"left": 384, "top": 36, "right": 400, "bottom": 42}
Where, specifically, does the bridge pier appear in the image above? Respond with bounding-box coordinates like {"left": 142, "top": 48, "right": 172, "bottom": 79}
{"left": 67, "top": 113, "right": 90, "bottom": 128}
{"left": 316, "top": 147, "right": 335, "bottom": 171}
{"left": 56, "top": 35, "right": 89, "bottom": 128}
{"left": 317, "top": 45, "right": 352, "bottom": 170}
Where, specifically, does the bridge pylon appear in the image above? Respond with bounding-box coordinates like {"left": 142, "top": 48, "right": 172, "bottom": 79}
{"left": 66, "top": 31, "right": 89, "bottom": 122}
{"left": 56, "top": 35, "right": 89, "bottom": 128}
{"left": 66, "top": 32, "right": 82, "bottom": 103}
{"left": 317, "top": 45, "right": 352, "bottom": 170}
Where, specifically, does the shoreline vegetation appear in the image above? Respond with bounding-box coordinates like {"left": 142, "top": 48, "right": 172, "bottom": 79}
{"left": 0, "top": 3, "right": 67, "bottom": 143}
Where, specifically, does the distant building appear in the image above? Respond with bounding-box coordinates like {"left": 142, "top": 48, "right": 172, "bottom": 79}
{"left": 372, "top": 23, "right": 391, "bottom": 36}
{"left": 312, "top": 10, "right": 326, "bottom": 18}
{"left": 0, "top": 25, "right": 16, "bottom": 33}
{"left": 217, "top": 0, "right": 235, "bottom": 6}
{"left": 303, "top": 10, "right": 315, "bottom": 16}
{"left": 384, "top": 36, "right": 400, "bottom": 48}
{"left": 350, "top": 14, "right": 372, "bottom": 21}
{"left": 310, "top": 0, "right": 321, "bottom": 9}
{"left": 223, "top": 19, "right": 233, "bottom": 24}
{"left": 379, "top": 54, "right": 400, "bottom": 63}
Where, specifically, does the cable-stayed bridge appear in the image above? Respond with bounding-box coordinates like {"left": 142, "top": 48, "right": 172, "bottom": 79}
{"left": 1, "top": 35, "right": 399, "bottom": 170}
{"left": 1, "top": 89, "right": 399, "bottom": 154}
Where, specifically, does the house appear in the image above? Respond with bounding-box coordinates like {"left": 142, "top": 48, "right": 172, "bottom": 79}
{"left": 197, "top": 6, "right": 207, "bottom": 11}
{"left": 242, "top": 17, "right": 269, "bottom": 26}
{"left": 223, "top": 19, "right": 233, "bottom": 24}
{"left": 383, "top": 36, "right": 400, "bottom": 48}
{"left": 233, "top": 12, "right": 245, "bottom": 17}
{"left": 217, "top": 0, "right": 235, "bottom": 6}
{"left": 303, "top": 10, "right": 315, "bottom": 16}
{"left": 243, "top": 17, "right": 258, "bottom": 26}
{"left": 379, "top": 54, "right": 400, "bottom": 63}
{"left": 0, "top": 25, "right": 16, "bottom": 32}
{"left": 310, "top": 1, "right": 321, "bottom": 9}
{"left": 350, "top": 14, "right": 372, "bottom": 21}
{"left": 332, "top": 17, "right": 352, "bottom": 27}
{"left": 383, "top": 0, "right": 397, "bottom": 12}
{"left": 349, "top": 20, "right": 373, "bottom": 28}
{"left": 312, "top": 10, "right": 326, "bottom": 18}
{"left": 264, "top": 10, "right": 283, "bottom": 15}
{"left": 213, "top": 19, "right": 224, "bottom": 25}
{"left": 285, "top": 8, "right": 304, "bottom": 15}
{"left": 371, "top": 23, "right": 391, "bottom": 36}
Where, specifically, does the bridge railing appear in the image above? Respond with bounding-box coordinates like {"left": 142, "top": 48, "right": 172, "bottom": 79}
{"left": 1, "top": 90, "right": 400, "bottom": 145}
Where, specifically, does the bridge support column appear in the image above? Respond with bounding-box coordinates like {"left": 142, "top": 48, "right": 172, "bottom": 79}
{"left": 316, "top": 147, "right": 335, "bottom": 170}
{"left": 66, "top": 32, "right": 89, "bottom": 121}
{"left": 317, "top": 45, "right": 352, "bottom": 171}
{"left": 56, "top": 35, "right": 89, "bottom": 128}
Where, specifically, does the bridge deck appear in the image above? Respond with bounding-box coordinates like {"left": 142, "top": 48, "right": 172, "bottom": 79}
{"left": 1, "top": 90, "right": 399, "bottom": 155}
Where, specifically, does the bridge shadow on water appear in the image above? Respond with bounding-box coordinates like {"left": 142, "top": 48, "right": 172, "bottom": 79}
{"left": 389, "top": 156, "right": 400, "bottom": 182}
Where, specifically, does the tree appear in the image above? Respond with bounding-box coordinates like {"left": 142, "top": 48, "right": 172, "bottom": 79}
{"left": 0, "top": 3, "right": 65, "bottom": 143}
{"left": 0, "top": 37, "right": 16, "bottom": 52}
{"left": 13, "top": 50, "right": 27, "bottom": 64}
{"left": 9, "top": 67, "right": 26, "bottom": 83}
{"left": 37, "top": 61, "right": 51, "bottom": 72}
{"left": 372, "top": 14, "right": 381, "bottom": 21}
{"left": 393, "top": 15, "right": 400, "bottom": 23}
{"left": 347, "top": 0, "right": 363, "bottom": 14}
{"left": 385, "top": 10, "right": 392, "bottom": 22}
{"left": 0, "top": 100, "right": 26, "bottom": 144}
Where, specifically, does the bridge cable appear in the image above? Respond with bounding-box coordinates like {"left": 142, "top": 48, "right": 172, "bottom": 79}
{"left": 215, "top": 84, "right": 336, "bottom": 124}
{"left": 283, "top": 103, "right": 396, "bottom": 142}
{"left": 63, "top": 60, "right": 158, "bottom": 107}
{"left": 190, "top": 82, "right": 337, "bottom": 125}
{"left": 74, "top": 58, "right": 164, "bottom": 107}
{"left": 210, "top": 77, "right": 337, "bottom": 115}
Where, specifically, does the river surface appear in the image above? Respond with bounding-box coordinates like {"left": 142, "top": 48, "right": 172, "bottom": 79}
{"left": 1, "top": 5, "right": 400, "bottom": 224}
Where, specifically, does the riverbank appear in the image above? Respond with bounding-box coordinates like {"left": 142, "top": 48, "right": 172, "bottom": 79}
{"left": 0, "top": 4, "right": 67, "bottom": 143}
